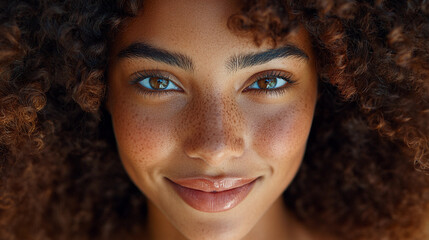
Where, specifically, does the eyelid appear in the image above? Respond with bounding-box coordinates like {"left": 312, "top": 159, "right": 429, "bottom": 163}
{"left": 129, "top": 70, "right": 180, "bottom": 85}
{"left": 129, "top": 70, "right": 185, "bottom": 91}
{"left": 243, "top": 70, "right": 296, "bottom": 90}
{"left": 128, "top": 69, "right": 185, "bottom": 98}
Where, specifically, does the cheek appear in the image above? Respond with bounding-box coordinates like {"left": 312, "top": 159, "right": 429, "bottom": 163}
{"left": 252, "top": 100, "right": 314, "bottom": 162}
{"left": 110, "top": 99, "right": 173, "bottom": 167}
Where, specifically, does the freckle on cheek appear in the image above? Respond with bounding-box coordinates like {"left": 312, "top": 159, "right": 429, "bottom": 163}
{"left": 253, "top": 103, "right": 308, "bottom": 161}
{"left": 113, "top": 103, "right": 168, "bottom": 165}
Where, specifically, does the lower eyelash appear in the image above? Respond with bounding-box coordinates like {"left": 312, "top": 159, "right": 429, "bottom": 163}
{"left": 132, "top": 82, "right": 176, "bottom": 97}
{"left": 248, "top": 86, "right": 291, "bottom": 97}
{"left": 134, "top": 88, "right": 175, "bottom": 97}
{"left": 245, "top": 71, "right": 297, "bottom": 96}
{"left": 130, "top": 72, "right": 180, "bottom": 97}
{"left": 130, "top": 71, "right": 296, "bottom": 98}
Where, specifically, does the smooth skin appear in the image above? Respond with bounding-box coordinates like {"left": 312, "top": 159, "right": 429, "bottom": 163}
{"left": 107, "top": 0, "right": 319, "bottom": 239}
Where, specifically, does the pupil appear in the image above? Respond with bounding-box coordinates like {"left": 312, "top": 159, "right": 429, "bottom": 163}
{"left": 258, "top": 78, "right": 277, "bottom": 89}
{"left": 149, "top": 77, "right": 168, "bottom": 89}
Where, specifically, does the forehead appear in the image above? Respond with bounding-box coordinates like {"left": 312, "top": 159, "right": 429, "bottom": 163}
{"left": 111, "top": 0, "right": 314, "bottom": 66}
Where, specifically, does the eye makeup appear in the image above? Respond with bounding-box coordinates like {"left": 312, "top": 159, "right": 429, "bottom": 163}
{"left": 243, "top": 70, "right": 297, "bottom": 97}
{"left": 129, "top": 69, "right": 297, "bottom": 98}
{"left": 129, "top": 70, "right": 184, "bottom": 97}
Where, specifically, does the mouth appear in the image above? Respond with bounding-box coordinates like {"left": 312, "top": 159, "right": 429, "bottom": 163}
{"left": 166, "top": 176, "right": 258, "bottom": 213}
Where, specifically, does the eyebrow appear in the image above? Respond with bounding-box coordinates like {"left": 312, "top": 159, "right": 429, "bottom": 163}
{"left": 226, "top": 45, "right": 309, "bottom": 72}
{"left": 117, "top": 42, "right": 309, "bottom": 72}
{"left": 117, "top": 42, "right": 194, "bottom": 71}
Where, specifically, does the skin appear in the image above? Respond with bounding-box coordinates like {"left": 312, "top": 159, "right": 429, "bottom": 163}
{"left": 107, "top": 0, "right": 318, "bottom": 239}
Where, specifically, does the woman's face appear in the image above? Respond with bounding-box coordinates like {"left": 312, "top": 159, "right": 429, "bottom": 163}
{"left": 107, "top": 0, "right": 317, "bottom": 239}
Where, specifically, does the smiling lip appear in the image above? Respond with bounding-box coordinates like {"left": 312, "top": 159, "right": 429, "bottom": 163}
{"left": 167, "top": 177, "right": 257, "bottom": 213}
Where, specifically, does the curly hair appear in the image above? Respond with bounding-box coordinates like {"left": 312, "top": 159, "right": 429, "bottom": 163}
{"left": 1, "top": 0, "right": 428, "bottom": 239}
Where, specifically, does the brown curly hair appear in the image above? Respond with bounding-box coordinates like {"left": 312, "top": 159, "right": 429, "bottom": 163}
{"left": 1, "top": 0, "right": 428, "bottom": 239}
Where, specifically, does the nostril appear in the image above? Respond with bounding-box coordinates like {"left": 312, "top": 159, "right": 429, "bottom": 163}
{"left": 183, "top": 134, "right": 244, "bottom": 165}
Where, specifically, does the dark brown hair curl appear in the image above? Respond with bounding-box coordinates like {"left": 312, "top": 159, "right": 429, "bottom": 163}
{"left": 1, "top": 0, "right": 428, "bottom": 239}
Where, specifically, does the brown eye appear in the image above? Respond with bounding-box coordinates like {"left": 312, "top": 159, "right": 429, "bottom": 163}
{"left": 257, "top": 78, "right": 277, "bottom": 89}
{"left": 149, "top": 77, "right": 169, "bottom": 89}
{"left": 135, "top": 76, "right": 180, "bottom": 91}
{"left": 248, "top": 77, "right": 289, "bottom": 90}
{"left": 244, "top": 72, "right": 295, "bottom": 96}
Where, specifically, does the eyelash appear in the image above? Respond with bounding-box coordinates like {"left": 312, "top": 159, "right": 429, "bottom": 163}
{"left": 130, "top": 70, "right": 296, "bottom": 97}
{"left": 243, "top": 70, "right": 296, "bottom": 97}
{"left": 130, "top": 70, "right": 182, "bottom": 97}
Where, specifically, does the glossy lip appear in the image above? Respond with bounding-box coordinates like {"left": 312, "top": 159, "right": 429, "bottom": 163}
{"left": 167, "top": 177, "right": 258, "bottom": 213}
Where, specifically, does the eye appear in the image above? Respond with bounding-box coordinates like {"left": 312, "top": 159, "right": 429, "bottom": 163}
{"left": 247, "top": 77, "right": 289, "bottom": 90}
{"left": 244, "top": 70, "right": 296, "bottom": 96}
{"left": 129, "top": 71, "right": 183, "bottom": 97}
{"left": 137, "top": 76, "right": 181, "bottom": 91}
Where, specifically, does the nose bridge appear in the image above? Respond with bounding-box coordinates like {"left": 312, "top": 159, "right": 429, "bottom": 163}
{"left": 182, "top": 93, "right": 245, "bottom": 165}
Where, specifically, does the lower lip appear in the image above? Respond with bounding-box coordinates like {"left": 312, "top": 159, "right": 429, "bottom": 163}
{"left": 168, "top": 179, "right": 256, "bottom": 213}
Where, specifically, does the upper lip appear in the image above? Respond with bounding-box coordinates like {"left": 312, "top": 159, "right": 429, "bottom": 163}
{"left": 168, "top": 176, "right": 258, "bottom": 192}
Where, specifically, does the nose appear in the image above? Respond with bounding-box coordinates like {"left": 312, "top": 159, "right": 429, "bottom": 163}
{"left": 182, "top": 95, "right": 245, "bottom": 166}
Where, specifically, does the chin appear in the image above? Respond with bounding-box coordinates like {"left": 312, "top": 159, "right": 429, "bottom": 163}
{"left": 165, "top": 207, "right": 258, "bottom": 240}
{"left": 178, "top": 224, "right": 251, "bottom": 240}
